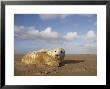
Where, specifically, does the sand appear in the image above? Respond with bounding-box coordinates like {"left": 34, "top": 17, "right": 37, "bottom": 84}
{"left": 14, "top": 54, "right": 97, "bottom": 76}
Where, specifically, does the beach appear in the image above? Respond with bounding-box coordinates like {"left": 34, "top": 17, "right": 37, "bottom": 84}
{"left": 14, "top": 54, "right": 97, "bottom": 76}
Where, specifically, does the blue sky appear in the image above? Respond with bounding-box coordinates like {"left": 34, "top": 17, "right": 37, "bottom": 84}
{"left": 14, "top": 14, "right": 97, "bottom": 54}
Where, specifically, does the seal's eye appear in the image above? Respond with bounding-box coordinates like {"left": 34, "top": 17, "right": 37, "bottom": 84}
{"left": 55, "top": 51, "right": 56, "bottom": 52}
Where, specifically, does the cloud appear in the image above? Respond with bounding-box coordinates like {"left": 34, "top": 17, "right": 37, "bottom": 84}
{"left": 15, "top": 26, "right": 97, "bottom": 54}
{"left": 78, "top": 14, "right": 95, "bottom": 17}
{"left": 40, "top": 27, "right": 59, "bottom": 39}
{"left": 39, "top": 14, "right": 58, "bottom": 20}
{"left": 15, "top": 25, "right": 78, "bottom": 42}
{"left": 85, "top": 30, "right": 96, "bottom": 40}
{"left": 15, "top": 26, "right": 40, "bottom": 39}
{"left": 60, "top": 14, "right": 70, "bottom": 19}
{"left": 76, "top": 42, "right": 96, "bottom": 49}
{"left": 63, "top": 32, "right": 78, "bottom": 41}
{"left": 39, "top": 14, "right": 70, "bottom": 20}
{"left": 79, "top": 43, "right": 97, "bottom": 54}
{"left": 69, "top": 41, "right": 97, "bottom": 54}
{"left": 14, "top": 26, "right": 59, "bottom": 41}
{"left": 39, "top": 14, "right": 95, "bottom": 21}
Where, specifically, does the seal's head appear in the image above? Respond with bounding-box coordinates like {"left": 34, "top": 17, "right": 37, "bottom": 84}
{"left": 47, "top": 48, "right": 65, "bottom": 62}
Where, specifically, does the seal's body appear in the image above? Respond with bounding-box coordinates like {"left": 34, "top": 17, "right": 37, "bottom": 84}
{"left": 21, "top": 48, "right": 65, "bottom": 67}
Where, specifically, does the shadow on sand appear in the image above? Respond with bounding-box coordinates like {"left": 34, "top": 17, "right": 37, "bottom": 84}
{"left": 62, "top": 60, "right": 84, "bottom": 65}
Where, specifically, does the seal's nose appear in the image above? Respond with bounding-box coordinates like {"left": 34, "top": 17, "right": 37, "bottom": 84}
{"left": 60, "top": 51, "right": 63, "bottom": 53}
{"left": 55, "top": 54, "right": 60, "bottom": 59}
{"left": 55, "top": 54, "right": 59, "bottom": 56}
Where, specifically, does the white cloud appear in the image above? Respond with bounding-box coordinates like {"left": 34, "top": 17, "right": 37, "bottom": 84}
{"left": 40, "top": 27, "right": 59, "bottom": 39}
{"left": 15, "top": 26, "right": 97, "bottom": 54}
{"left": 63, "top": 32, "right": 78, "bottom": 41}
{"left": 15, "top": 26, "right": 78, "bottom": 42}
{"left": 76, "top": 43, "right": 96, "bottom": 49}
{"left": 39, "top": 14, "right": 58, "bottom": 20}
{"left": 15, "top": 26, "right": 40, "bottom": 39}
{"left": 14, "top": 26, "right": 59, "bottom": 40}
{"left": 85, "top": 30, "right": 96, "bottom": 40}
{"left": 39, "top": 14, "right": 70, "bottom": 20}
{"left": 39, "top": 14, "right": 95, "bottom": 21}
{"left": 78, "top": 14, "right": 95, "bottom": 17}
{"left": 60, "top": 14, "right": 70, "bottom": 19}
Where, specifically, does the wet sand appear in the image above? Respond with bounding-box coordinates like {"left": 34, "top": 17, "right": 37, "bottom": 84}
{"left": 14, "top": 54, "right": 97, "bottom": 76}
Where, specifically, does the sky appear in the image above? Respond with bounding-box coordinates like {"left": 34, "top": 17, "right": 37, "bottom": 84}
{"left": 14, "top": 14, "right": 97, "bottom": 54}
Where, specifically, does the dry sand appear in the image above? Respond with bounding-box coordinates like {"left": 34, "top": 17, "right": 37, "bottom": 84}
{"left": 14, "top": 54, "right": 97, "bottom": 76}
